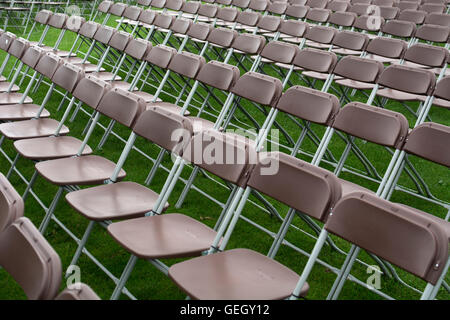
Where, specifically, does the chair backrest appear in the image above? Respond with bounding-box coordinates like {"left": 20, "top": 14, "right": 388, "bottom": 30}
{"left": 168, "top": 51, "right": 206, "bottom": 79}
{"left": 332, "top": 30, "right": 369, "bottom": 51}
{"left": 433, "top": 76, "right": 450, "bottom": 102}
{"left": 424, "top": 12, "right": 450, "bottom": 27}
{"left": 275, "top": 86, "right": 340, "bottom": 125}
{"left": 139, "top": 9, "right": 156, "bottom": 25}
{"left": 123, "top": 6, "right": 142, "bottom": 21}
{"left": 280, "top": 20, "right": 308, "bottom": 38}
{"left": 329, "top": 12, "right": 357, "bottom": 27}
{"left": 326, "top": 192, "right": 449, "bottom": 285}
{"left": 305, "top": 8, "right": 331, "bottom": 23}
{"left": 182, "top": 130, "right": 256, "bottom": 187}
{"left": 403, "top": 122, "right": 450, "bottom": 168}
{"left": 98, "top": 0, "right": 113, "bottom": 13}
{"left": 256, "top": 15, "right": 282, "bottom": 32}
{"left": 293, "top": 48, "right": 338, "bottom": 73}
{"left": 108, "top": 2, "right": 127, "bottom": 16}
{"left": 404, "top": 43, "right": 449, "bottom": 68}
{"left": 181, "top": 1, "right": 200, "bottom": 14}
{"left": 354, "top": 15, "right": 384, "bottom": 32}
{"left": 165, "top": 0, "right": 184, "bottom": 11}
{"left": 94, "top": 25, "right": 116, "bottom": 44}
{"left": 196, "top": 61, "right": 240, "bottom": 91}
{"left": 153, "top": 13, "right": 174, "bottom": 29}
{"left": 207, "top": 27, "right": 238, "bottom": 48}
{"left": 327, "top": 1, "right": 351, "bottom": 12}
{"left": 108, "top": 31, "right": 131, "bottom": 52}
{"left": 379, "top": 6, "right": 400, "bottom": 20}
{"left": 34, "top": 52, "right": 62, "bottom": 79}
{"left": 307, "top": 0, "right": 329, "bottom": 8}
{"left": 72, "top": 75, "right": 111, "bottom": 109}
{"left": 249, "top": 0, "right": 269, "bottom": 11}
{"left": 377, "top": 64, "right": 436, "bottom": 95}
{"left": 261, "top": 41, "right": 300, "bottom": 64}
{"left": 285, "top": 4, "right": 309, "bottom": 19}
{"left": 231, "top": 33, "right": 266, "bottom": 55}
{"left": 96, "top": 89, "right": 147, "bottom": 128}
{"left": 186, "top": 22, "right": 213, "bottom": 41}
{"left": 0, "top": 217, "right": 62, "bottom": 300}
{"left": 21, "top": 46, "right": 46, "bottom": 69}
{"left": 231, "top": 72, "right": 283, "bottom": 107}
{"left": 0, "top": 32, "right": 16, "bottom": 52}
{"left": 65, "top": 16, "right": 85, "bottom": 33}
{"left": 247, "top": 152, "right": 342, "bottom": 222}
{"left": 267, "top": 1, "right": 288, "bottom": 15}
{"left": 198, "top": 3, "right": 218, "bottom": 18}
{"left": 305, "top": 26, "right": 337, "bottom": 44}
{"left": 78, "top": 21, "right": 99, "bottom": 39}
{"left": 145, "top": 44, "right": 177, "bottom": 69}
{"left": 125, "top": 38, "right": 152, "bottom": 60}
{"left": 217, "top": 7, "right": 239, "bottom": 22}
{"left": 170, "top": 18, "right": 193, "bottom": 35}
{"left": 236, "top": 11, "right": 261, "bottom": 27}
{"left": 381, "top": 20, "right": 416, "bottom": 38}
{"left": 365, "top": 37, "right": 407, "bottom": 59}
{"left": 415, "top": 24, "right": 450, "bottom": 43}
{"left": 34, "top": 10, "right": 52, "bottom": 25}
{"left": 420, "top": 3, "right": 445, "bottom": 13}
{"left": 149, "top": 0, "right": 167, "bottom": 9}
{"left": 51, "top": 63, "right": 84, "bottom": 93}
{"left": 332, "top": 102, "right": 409, "bottom": 149}
{"left": 398, "top": 9, "right": 427, "bottom": 24}
{"left": 397, "top": 1, "right": 419, "bottom": 11}
{"left": 0, "top": 173, "right": 23, "bottom": 234}
{"left": 48, "top": 13, "right": 67, "bottom": 29}
{"left": 133, "top": 106, "right": 193, "bottom": 156}
{"left": 8, "top": 38, "right": 29, "bottom": 59}
{"left": 233, "top": 0, "right": 251, "bottom": 9}
{"left": 333, "top": 56, "right": 384, "bottom": 83}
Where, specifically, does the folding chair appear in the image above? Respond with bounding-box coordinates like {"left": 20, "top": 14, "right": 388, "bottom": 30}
{"left": 0, "top": 217, "right": 100, "bottom": 300}
{"left": 167, "top": 151, "right": 341, "bottom": 299}
{"left": 363, "top": 36, "right": 408, "bottom": 64}
{"left": 107, "top": 128, "right": 258, "bottom": 300}
{"left": 291, "top": 191, "right": 449, "bottom": 300}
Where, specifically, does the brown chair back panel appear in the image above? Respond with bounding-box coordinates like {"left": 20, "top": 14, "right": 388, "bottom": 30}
{"left": 404, "top": 43, "right": 449, "bottom": 68}
{"left": 139, "top": 10, "right": 157, "bottom": 25}
{"left": 256, "top": 15, "right": 282, "bottom": 32}
{"left": 366, "top": 37, "right": 407, "bottom": 59}
{"left": 378, "top": 65, "right": 436, "bottom": 95}
{"left": 261, "top": 41, "right": 300, "bottom": 64}
{"left": 236, "top": 11, "right": 261, "bottom": 26}
{"left": 248, "top": 152, "right": 341, "bottom": 222}
{"left": 109, "top": 31, "right": 131, "bottom": 52}
{"left": 196, "top": 61, "right": 240, "bottom": 91}
{"left": 276, "top": 86, "right": 340, "bottom": 125}
{"left": 123, "top": 6, "right": 142, "bottom": 21}
{"left": 48, "top": 13, "right": 67, "bottom": 29}
{"left": 125, "top": 38, "right": 152, "bottom": 60}
{"left": 280, "top": 20, "right": 308, "bottom": 37}
{"left": 232, "top": 34, "right": 265, "bottom": 55}
{"left": 8, "top": 38, "right": 29, "bottom": 59}
{"left": 231, "top": 72, "right": 283, "bottom": 107}
{"left": 72, "top": 76, "right": 111, "bottom": 109}
{"left": 326, "top": 192, "right": 449, "bottom": 285}
{"left": 187, "top": 22, "right": 213, "bottom": 41}
{"left": 333, "top": 102, "right": 409, "bottom": 148}
{"left": 207, "top": 28, "right": 238, "bottom": 48}
{"left": 332, "top": 31, "right": 369, "bottom": 51}
{"left": 293, "top": 48, "right": 337, "bottom": 73}
{"left": 0, "top": 218, "right": 62, "bottom": 300}
{"left": 403, "top": 122, "right": 450, "bottom": 168}
{"left": 21, "top": 46, "right": 45, "bottom": 69}
{"left": 334, "top": 56, "right": 383, "bottom": 83}
{"left": 35, "top": 10, "right": 52, "bottom": 25}
{"left": 78, "top": 21, "right": 99, "bottom": 38}
{"left": 133, "top": 107, "right": 193, "bottom": 156}
{"left": 34, "top": 53, "right": 62, "bottom": 79}
{"left": 0, "top": 173, "right": 24, "bottom": 234}
{"left": 168, "top": 52, "right": 206, "bottom": 78}
{"left": 51, "top": 63, "right": 84, "bottom": 93}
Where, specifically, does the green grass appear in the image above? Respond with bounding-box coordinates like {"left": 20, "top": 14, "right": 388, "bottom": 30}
{"left": 0, "top": 15, "right": 448, "bottom": 300}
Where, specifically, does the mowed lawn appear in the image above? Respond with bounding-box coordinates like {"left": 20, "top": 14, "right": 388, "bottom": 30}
{"left": 0, "top": 13, "right": 448, "bottom": 300}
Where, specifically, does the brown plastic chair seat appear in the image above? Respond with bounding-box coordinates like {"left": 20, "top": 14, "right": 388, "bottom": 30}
{"left": 107, "top": 213, "right": 218, "bottom": 259}
{"left": 0, "top": 82, "right": 19, "bottom": 92}
{"left": 302, "top": 71, "right": 338, "bottom": 81}
{"left": 88, "top": 71, "right": 121, "bottom": 81}
{"left": 432, "top": 97, "right": 450, "bottom": 109}
{"left": 188, "top": 116, "right": 216, "bottom": 133}
{"left": 282, "top": 37, "right": 303, "bottom": 44}
{"left": 63, "top": 57, "right": 84, "bottom": 64}
{"left": 13, "top": 136, "right": 92, "bottom": 160}
{"left": 274, "top": 62, "right": 302, "bottom": 70}
{"left": 340, "top": 179, "right": 375, "bottom": 197}
{"left": 0, "top": 76, "right": 6, "bottom": 82}
{"left": 335, "top": 78, "right": 376, "bottom": 90}
{"left": 0, "top": 93, "right": 32, "bottom": 105}
{"left": 66, "top": 181, "right": 167, "bottom": 221}
{"left": 110, "top": 81, "right": 138, "bottom": 91}
{"left": 75, "top": 64, "right": 106, "bottom": 73}
{"left": 130, "top": 91, "right": 162, "bottom": 103}
{"left": 35, "top": 155, "right": 126, "bottom": 186}
{"left": 168, "top": 248, "right": 309, "bottom": 300}
{"left": 0, "top": 118, "right": 69, "bottom": 140}
{"left": 42, "top": 49, "right": 76, "bottom": 58}
{"left": 397, "top": 204, "right": 450, "bottom": 240}
{"left": 0, "top": 104, "right": 50, "bottom": 121}
{"left": 376, "top": 88, "right": 428, "bottom": 102}
{"left": 364, "top": 53, "right": 400, "bottom": 65}
{"left": 332, "top": 47, "right": 362, "bottom": 56}
{"left": 146, "top": 102, "right": 190, "bottom": 116}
